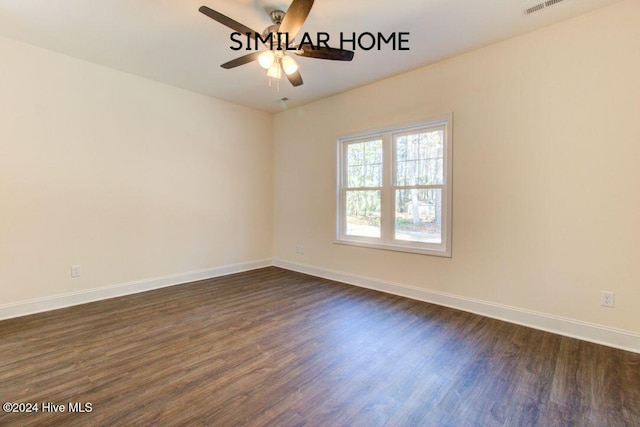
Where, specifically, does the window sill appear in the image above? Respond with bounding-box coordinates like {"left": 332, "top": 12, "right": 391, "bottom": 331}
{"left": 334, "top": 238, "right": 451, "bottom": 258}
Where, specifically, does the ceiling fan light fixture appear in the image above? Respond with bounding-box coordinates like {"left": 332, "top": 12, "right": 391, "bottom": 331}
{"left": 267, "top": 62, "right": 282, "bottom": 79}
{"left": 281, "top": 55, "right": 299, "bottom": 75}
{"left": 258, "top": 50, "right": 276, "bottom": 69}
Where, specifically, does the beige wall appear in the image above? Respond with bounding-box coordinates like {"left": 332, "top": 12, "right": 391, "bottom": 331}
{"left": 0, "top": 36, "right": 273, "bottom": 304}
{"left": 273, "top": 1, "right": 640, "bottom": 333}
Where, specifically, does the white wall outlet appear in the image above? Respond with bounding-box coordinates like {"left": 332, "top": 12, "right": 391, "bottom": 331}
{"left": 71, "top": 265, "right": 81, "bottom": 277}
{"left": 600, "top": 291, "right": 614, "bottom": 307}
{"left": 295, "top": 245, "right": 305, "bottom": 254}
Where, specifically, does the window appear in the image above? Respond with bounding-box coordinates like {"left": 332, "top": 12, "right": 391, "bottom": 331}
{"left": 336, "top": 116, "right": 452, "bottom": 257}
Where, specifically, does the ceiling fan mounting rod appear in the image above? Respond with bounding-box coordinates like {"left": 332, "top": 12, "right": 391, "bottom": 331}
{"left": 269, "top": 10, "right": 286, "bottom": 25}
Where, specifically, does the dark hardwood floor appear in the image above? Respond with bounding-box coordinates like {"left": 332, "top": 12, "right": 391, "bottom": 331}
{"left": 1, "top": 267, "right": 639, "bottom": 426}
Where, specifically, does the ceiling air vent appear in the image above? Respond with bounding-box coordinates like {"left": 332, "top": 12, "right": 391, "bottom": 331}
{"left": 523, "top": 0, "right": 566, "bottom": 15}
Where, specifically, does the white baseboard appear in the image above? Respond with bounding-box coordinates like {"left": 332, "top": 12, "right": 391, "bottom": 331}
{"left": 0, "top": 259, "right": 272, "bottom": 321}
{"left": 273, "top": 258, "right": 640, "bottom": 354}
{"left": 4, "top": 257, "right": 638, "bottom": 354}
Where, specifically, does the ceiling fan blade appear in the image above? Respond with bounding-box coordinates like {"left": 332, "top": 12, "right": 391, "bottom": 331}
{"left": 278, "top": 0, "right": 314, "bottom": 41}
{"left": 221, "top": 51, "right": 262, "bottom": 69}
{"left": 286, "top": 69, "right": 304, "bottom": 87}
{"left": 295, "top": 46, "right": 354, "bottom": 61}
{"left": 199, "top": 6, "right": 258, "bottom": 40}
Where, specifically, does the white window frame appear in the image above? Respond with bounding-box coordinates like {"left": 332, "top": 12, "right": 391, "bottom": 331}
{"left": 336, "top": 115, "right": 453, "bottom": 257}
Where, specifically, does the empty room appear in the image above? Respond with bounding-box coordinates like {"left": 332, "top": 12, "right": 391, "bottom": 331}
{"left": 1, "top": 0, "right": 639, "bottom": 425}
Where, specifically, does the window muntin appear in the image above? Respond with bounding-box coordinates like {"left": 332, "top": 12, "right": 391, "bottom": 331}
{"left": 337, "top": 117, "right": 452, "bottom": 257}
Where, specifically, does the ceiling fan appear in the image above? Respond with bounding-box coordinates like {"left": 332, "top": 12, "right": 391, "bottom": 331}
{"left": 199, "top": 0, "right": 354, "bottom": 87}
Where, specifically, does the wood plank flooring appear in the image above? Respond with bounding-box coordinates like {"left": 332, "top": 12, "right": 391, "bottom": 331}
{"left": 1, "top": 267, "right": 639, "bottom": 426}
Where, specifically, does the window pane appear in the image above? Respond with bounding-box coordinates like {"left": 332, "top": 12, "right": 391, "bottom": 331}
{"left": 394, "top": 189, "right": 442, "bottom": 243}
{"left": 345, "top": 190, "right": 381, "bottom": 238}
{"left": 395, "top": 130, "right": 444, "bottom": 186}
{"left": 346, "top": 139, "right": 382, "bottom": 188}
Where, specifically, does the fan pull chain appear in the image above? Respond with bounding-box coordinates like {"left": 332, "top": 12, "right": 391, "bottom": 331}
{"left": 268, "top": 76, "right": 280, "bottom": 91}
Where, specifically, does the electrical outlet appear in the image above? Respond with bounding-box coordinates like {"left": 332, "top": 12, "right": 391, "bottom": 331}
{"left": 295, "top": 245, "right": 305, "bottom": 254}
{"left": 600, "top": 291, "right": 614, "bottom": 307}
{"left": 71, "top": 265, "right": 81, "bottom": 278}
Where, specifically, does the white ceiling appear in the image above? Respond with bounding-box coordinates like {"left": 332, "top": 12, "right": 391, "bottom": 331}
{"left": 0, "top": 0, "right": 622, "bottom": 113}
